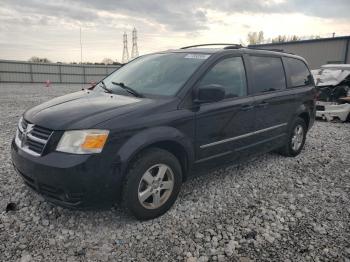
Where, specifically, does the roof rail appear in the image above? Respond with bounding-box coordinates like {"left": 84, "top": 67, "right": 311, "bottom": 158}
{"left": 224, "top": 45, "right": 244, "bottom": 49}
{"left": 247, "top": 47, "right": 295, "bottom": 55}
{"left": 180, "top": 43, "right": 243, "bottom": 49}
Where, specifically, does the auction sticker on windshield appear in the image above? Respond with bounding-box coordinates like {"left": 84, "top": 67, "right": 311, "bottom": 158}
{"left": 184, "top": 54, "right": 210, "bottom": 59}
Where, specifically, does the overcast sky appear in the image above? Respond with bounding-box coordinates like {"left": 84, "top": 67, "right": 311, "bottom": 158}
{"left": 0, "top": 0, "right": 349, "bottom": 63}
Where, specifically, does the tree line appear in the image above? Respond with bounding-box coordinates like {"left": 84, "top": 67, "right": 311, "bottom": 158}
{"left": 28, "top": 56, "right": 121, "bottom": 65}
{"left": 246, "top": 31, "right": 321, "bottom": 45}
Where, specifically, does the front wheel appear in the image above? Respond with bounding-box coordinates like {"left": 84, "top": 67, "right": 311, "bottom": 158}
{"left": 278, "top": 117, "right": 307, "bottom": 157}
{"left": 122, "top": 148, "right": 182, "bottom": 220}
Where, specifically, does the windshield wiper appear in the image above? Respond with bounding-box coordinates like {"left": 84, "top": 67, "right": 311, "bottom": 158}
{"left": 112, "top": 82, "right": 143, "bottom": 98}
{"left": 99, "top": 80, "right": 112, "bottom": 93}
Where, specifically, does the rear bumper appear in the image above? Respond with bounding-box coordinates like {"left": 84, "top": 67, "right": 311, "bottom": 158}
{"left": 11, "top": 139, "right": 122, "bottom": 209}
{"left": 316, "top": 102, "right": 350, "bottom": 122}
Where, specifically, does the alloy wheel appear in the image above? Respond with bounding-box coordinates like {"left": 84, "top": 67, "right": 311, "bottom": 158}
{"left": 137, "top": 164, "right": 174, "bottom": 209}
{"left": 291, "top": 124, "right": 304, "bottom": 151}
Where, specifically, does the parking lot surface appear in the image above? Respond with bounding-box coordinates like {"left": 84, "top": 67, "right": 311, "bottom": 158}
{"left": 0, "top": 84, "right": 349, "bottom": 261}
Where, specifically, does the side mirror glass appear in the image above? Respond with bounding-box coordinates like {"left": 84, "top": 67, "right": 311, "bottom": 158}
{"left": 195, "top": 84, "right": 225, "bottom": 103}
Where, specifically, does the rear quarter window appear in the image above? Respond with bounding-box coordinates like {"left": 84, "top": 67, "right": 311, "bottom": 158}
{"left": 284, "top": 57, "right": 311, "bottom": 87}
{"left": 249, "top": 56, "right": 286, "bottom": 94}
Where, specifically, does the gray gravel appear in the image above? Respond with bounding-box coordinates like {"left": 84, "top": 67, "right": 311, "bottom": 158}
{"left": 1, "top": 83, "right": 350, "bottom": 262}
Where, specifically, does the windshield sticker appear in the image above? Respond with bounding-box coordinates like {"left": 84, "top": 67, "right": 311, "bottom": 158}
{"left": 184, "top": 54, "right": 210, "bottom": 60}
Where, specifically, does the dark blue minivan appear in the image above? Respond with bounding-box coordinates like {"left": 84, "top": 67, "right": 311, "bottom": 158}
{"left": 11, "top": 44, "right": 316, "bottom": 220}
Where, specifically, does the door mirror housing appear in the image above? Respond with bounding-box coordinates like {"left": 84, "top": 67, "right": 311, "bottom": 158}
{"left": 87, "top": 80, "right": 97, "bottom": 90}
{"left": 195, "top": 84, "right": 225, "bottom": 103}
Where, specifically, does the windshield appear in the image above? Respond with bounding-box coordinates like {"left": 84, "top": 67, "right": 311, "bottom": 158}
{"left": 98, "top": 53, "right": 210, "bottom": 96}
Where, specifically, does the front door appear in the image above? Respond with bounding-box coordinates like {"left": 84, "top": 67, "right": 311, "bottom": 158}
{"left": 194, "top": 56, "right": 256, "bottom": 167}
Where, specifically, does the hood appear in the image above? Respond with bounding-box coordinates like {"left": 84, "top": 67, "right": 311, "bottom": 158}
{"left": 24, "top": 90, "right": 145, "bottom": 130}
{"left": 312, "top": 68, "right": 350, "bottom": 87}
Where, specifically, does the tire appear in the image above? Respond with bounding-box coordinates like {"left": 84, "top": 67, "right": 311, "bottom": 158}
{"left": 278, "top": 117, "right": 307, "bottom": 157}
{"left": 122, "top": 148, "right": 182, "bottom": 220}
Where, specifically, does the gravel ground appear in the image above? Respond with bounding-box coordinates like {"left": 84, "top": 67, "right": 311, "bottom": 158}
{"left": 1, "top": 83, "right": 350, "bottom": 262}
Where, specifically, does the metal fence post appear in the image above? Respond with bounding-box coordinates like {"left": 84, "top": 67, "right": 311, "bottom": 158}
{"left": 82, "top": 65, "right": 86, "bottom": 84}
{"left": 58, "top": 64, "right": 62, "bottom": 83}
{"left": 29, "top": 63, "right": 33, "bottom": 83}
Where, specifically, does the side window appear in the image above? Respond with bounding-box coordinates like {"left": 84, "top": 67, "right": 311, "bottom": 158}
{"left": 250, "top": 56, "right": 286, "bottom": 94}
{"left": 199, "top": 57, "right": 247, "bottom": 98}
{"left": 284, "top": 58, "right": 311, "bottom": 87}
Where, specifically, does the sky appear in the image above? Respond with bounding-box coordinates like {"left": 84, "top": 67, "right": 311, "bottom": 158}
{"left": 0, "top": 0, "right": 350, "bottom": 63}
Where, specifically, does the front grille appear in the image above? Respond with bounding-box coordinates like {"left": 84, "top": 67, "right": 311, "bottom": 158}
{"left": 31, "top": 125, "right": 52, "bottom": 140}
{"left": 15, "top": 117, "right": 53, "bottom": 156}
{"left": 20, "top": 117, "right": 28, "bottom": 130}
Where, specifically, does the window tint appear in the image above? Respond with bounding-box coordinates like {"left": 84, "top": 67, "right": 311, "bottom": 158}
{"left": 250, "top": 56, "right": 286, "bottom": 94}
{"left": 101, "top": 53, "right": 208, "bottom": 96}
{"left": 199, "top": 57, "right": 247, "bottom": 98}
{"left": 285, "top": 58, "right": 310, "bottom": 87}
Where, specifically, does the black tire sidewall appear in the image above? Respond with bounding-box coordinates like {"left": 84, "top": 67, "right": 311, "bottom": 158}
{"left": 124, "top": 148, "right": 182, "bottom": 220}
{"left": 287, "top": 118, "right": 307, "bottom": 156}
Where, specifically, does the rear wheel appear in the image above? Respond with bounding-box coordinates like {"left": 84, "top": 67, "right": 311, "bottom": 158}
{"left": 278, "top": 117, "right": 307, "bottom": 157}
{"left": 123, "top": 148, "right": 182, "bottom": 220}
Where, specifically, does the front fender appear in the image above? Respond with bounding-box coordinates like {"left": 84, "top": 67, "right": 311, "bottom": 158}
{"left": 116, "top": 126, "right": 194, "bottom": 176}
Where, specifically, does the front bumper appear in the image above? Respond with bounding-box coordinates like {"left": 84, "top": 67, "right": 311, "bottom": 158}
{"left": 316, "top": 102, "right": 350, "bottom": 122}
{"left": 11, "top": 139, "right": 122, "bottom": 209}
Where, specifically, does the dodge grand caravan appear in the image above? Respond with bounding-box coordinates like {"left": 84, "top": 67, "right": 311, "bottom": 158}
{"left": 11, "top": 44, "right": 316, "bottom": 220}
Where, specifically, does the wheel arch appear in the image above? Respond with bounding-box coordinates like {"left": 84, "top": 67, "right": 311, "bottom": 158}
{"left": 298, "top": 111, "right": 310, "bottom": 129}
{"left": 293, "top": 103, "right": 311, "bottom": 130}
{"left": 117, "top": 126, "right": 194, "bottom": 182}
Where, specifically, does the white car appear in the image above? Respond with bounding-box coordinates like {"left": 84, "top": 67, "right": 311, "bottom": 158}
{"left": 312, "top": 64, "right": 350, "bottom": 122}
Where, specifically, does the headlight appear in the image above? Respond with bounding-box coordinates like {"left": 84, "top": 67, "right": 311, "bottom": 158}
{"left": 56, "top": 130, "right": 109, "bottom": 154}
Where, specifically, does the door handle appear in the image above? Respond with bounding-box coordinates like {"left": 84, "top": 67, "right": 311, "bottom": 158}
{"left": 256, "top": 102, "right": 269, "bottom": 108}
{"left": 240, "top": 105, "right": 255, "bottom": 111}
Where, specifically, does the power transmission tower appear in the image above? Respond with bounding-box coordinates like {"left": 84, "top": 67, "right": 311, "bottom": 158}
{"left": 131, "top": 27, "right": 139, "bottom": 59}
{"left": 122, "top": 32, "right": 129, "bottom": 63}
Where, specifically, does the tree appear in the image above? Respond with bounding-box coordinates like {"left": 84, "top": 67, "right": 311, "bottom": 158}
{"left": 270, "top": 35, "right": 303, "bottom": 43}
{"left": 247, "top": 31, "right": 265, "bottom": 45}
{"left": 28, "top": 56, "right": 51, "bottom": 63}
{"left": 308, "top": 35, "right": 321, "bottom": 40}
{"left": 102, "top": 58, "right": 114, "bottom": 65}
{"left": 290, "top": 35, "right": 300, "bottom": 41}
{"left": 271, "top": 35, "right": 287, "bottom": 43}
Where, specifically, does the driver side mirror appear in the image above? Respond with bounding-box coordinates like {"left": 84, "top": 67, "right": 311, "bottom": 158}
{"left": 194, "top": 84, "right": 225, "bottom": 104}
{"left": 88, "top": 80, "right": 97, "bottom": 89}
